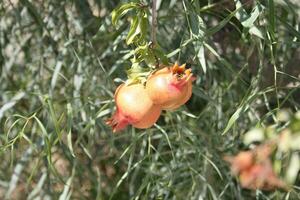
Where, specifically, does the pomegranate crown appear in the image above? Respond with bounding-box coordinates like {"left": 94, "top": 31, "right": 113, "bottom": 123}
{"left": 170, "top": 62, "right": 195, "bottom": 86}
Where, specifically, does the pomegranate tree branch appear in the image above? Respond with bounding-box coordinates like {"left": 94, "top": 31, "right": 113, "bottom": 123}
{"left": 151, "top": 0, "right": 157, "bottom": 46}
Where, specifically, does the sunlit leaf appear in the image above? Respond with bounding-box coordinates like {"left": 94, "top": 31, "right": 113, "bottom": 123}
{"left": 112, "top": 2, "right": 138, "bottom": 26}
{"left": 126, "top": 16, "right": 140, "bottom": 45}
{"left": 285, "top": 153, "right": 300, "bottom": 184}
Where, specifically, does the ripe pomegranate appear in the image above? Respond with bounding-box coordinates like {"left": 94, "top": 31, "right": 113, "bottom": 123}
{"left": 224, "top": 151, "right": 254, "bottom": 174}
{"left": 145, "top": 63, "right": 195, "bottom": 110}
{"left": 239, "top": 160, "right": 286, "bottom": 190}
{"left": 225, "top": 144, "right": 287, "bottom": 190}
{"left": 106, "top": 83, "right": 161, "bottom": 132}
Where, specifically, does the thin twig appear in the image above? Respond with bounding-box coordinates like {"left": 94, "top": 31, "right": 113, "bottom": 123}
{"left": 151, "top": 0, "right": 157, "bottom": 46}
{"left": 151, "top": 0, "right": 160, "bottom": 68}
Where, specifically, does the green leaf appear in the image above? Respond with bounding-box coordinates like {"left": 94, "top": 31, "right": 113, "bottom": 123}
{"left": 278, "top": 17, "right": 300, "bottom": 40}
{"left": 190, "top": 12, "right": 205, "bottom": 38}
{"left": 46, "top": 98, "right": 62, "bottom": 141}
{"left": 222, "top": 105, "right": 249, "bottom": 135}
{"left": 197, "top": 43, "right": 206, "bottom": 73}
{"left": 235, "top": 0, "right": 263, "bottom": 28}
{"left": 249, "top": 26, "right": 264, "bottom": 39}
{"left": 241, "top": 3, "right": 262, "bottom": 28}
{"left": 268, "top": 0, "right": 276, "bottom": 36}
{"left": 139, "top": 13, "right": 148, "bottom": 41}
{"left": 235, "top": 0, "right": 249, "bottom": 23}
{"left": 33, "top": 116, "right": 48, "bottom": 138}
{"left": 153, "top": 45, "right": 169, "bottom": 65}
{"left": 167, "top": 48, "right": 181, "bottom": 58}
{"left": 235, "top": 1, "right": 264, "bottom": 39}
{"left": 67, "top": 103, "right": 75, "bottom": 157}
{"left": 206, "top": 8, "right": 241, "bottom": 37}
{"left": 285, "top": 153, "right": 300, "bottom": 184}
{"left": 222, "top": 88, "right": 261, "bottom": 135}
{"left": 96, "top": 108, "right": 111, "bottom": 119}
{"left": 184, "top": 1, "right": 205, "bottom": 39}
{"left": 126, "top": 16, "right": 140, "bottom": 45}
{"left": 112, "top": 2, "right": 138, "bottom": 26}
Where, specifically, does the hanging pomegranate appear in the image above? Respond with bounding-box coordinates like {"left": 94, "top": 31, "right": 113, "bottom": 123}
{"left": 106, "top": 83, "right": 162, "bottom": 132}
{"left": 146, "top": 63, "right": 195, "bottom": 110}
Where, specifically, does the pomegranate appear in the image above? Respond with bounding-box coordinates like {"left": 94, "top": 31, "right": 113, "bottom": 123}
{"left": 145, "top": 63, "right": 195, "bottom": 110}
{"left": 224, "top": 151, "right": 254, "bottom": 174}
{"left": 225, "top": 144, "right": 287, "bottom": 190}
{"left": 239, "top": 160, "right": 286, "bottom": 190}
{"left": 106, "top": 83, "right": 161, "bottom": 132}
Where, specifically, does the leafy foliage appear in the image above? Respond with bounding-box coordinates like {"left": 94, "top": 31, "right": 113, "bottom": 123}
{"left": 0, "top": 0, "right": 300, "bottom": 199}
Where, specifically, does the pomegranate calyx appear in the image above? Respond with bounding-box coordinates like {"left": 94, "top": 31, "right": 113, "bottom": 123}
{"left": 106, "top": 109, "right": 133, "bottom": 133}
{"left": 170, "top": 68, "right": 194, "bottom": 88}
{"left": 172, "top": 63, "right": 187, "bottom": 75}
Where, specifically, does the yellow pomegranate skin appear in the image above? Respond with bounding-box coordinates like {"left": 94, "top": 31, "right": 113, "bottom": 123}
{"left": 106, "top": 83, "right": 161, "bottom": 132}
{"left": 146, "top": 63, "right": 195, "bottom": 110}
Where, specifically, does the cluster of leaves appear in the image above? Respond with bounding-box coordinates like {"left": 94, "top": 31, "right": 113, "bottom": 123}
{"left": 112, "top": 1, "right": 168, "bottom": 82}
{"left": 0, "top": 0, "right": 299, "bottom": 199}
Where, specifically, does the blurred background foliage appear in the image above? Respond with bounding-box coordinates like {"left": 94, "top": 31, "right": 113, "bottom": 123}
{"left": 0, "top": 0, "right": 300, "bottom": 199}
